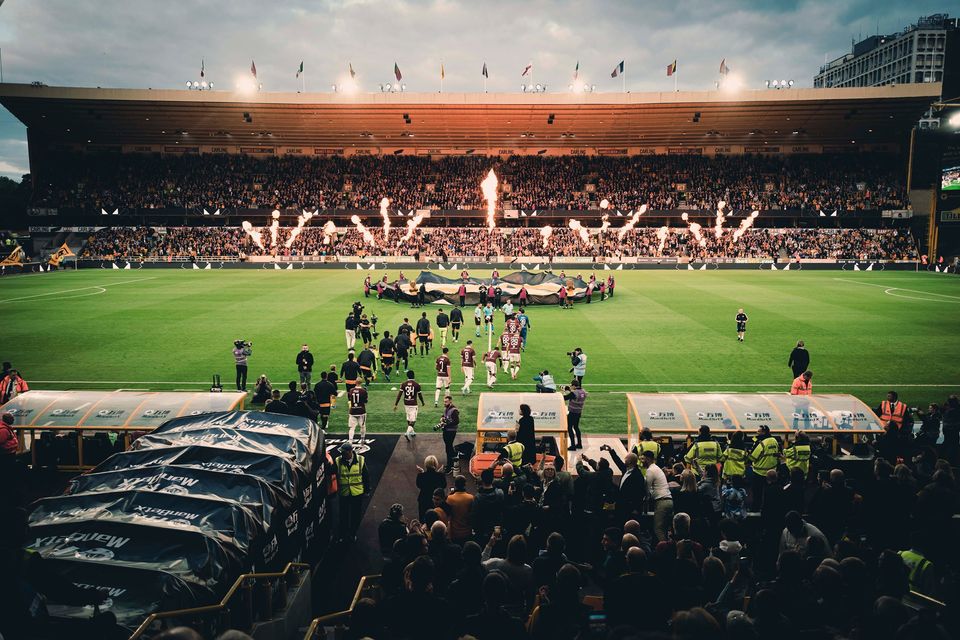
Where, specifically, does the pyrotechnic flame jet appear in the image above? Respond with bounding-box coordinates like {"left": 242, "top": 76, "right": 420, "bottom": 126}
{"left": 481, "top": 169, "right": 499, "bottom": 231}
{"left": 540, "top": 226, "right": 553, "bottom": 248}
{"left": 714, "top": 200, "right": 728, "bottom": 239}
{"left": 733, "top": 211, "right": 760, "bottom": 241}
{"left": 285, "top": 209, "right": 317, "bottom": 248}
{"left": 350, "top": 214, "right": 375, "bottom": 245}
{"left": 269, "top": 210, "right": 281, "bottom": 247}
{"left": 568, "top": 219, "right": 590, "bottom": 244}
{"left": 681, "top": 212, "right": 706, "bottom": 247}
{"left": 599, "top": 214, "right": 611, "bottom": 234}
{"left": 241, "top": 221, "right": 265, "bottom": 250}
{"left": 321, "top": 220, "right": 338, "bottom": 246}
{"left": 380, "top": 198, "right": 391, "bottom": 240}
{"left": 399, "top": 212, "right": 427, "bottom": 244}
{"left": 617, "top": 204, "right": 647, "bottom": 240}
{"left": 657, "top": 226, "right": 670, "bottom": 254}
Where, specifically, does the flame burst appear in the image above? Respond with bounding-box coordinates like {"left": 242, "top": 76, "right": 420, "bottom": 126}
{"left": 322, "top": 220, "right": 338, "bottom": 246}
{"left": 657, "top": 226, "right": 670, "bottom": 254}
{"left": 617, "top": 204, "right": 647, "bottom": 240}
{"left": 285, "top": 209, "right": 317, "bottom": 249}
{"left": 714, "top": 200, "right": 728, "bottom": 239}
{"left": 380, "top": 198, "right": 391, "bottom": 240}
{"left": 269, "top": 210, "right": 281, "bottom": 247}
{"left": 350, "top": 214, "right": 375, "bottom": 245}
{"left": 733, "top": 211, "right": 761, "bottom": 242}
{"left": 539, "top": 226, "right": 553, "bottom": 248}
{"left": 241, "top": 220, "right": 264, "bottom": 250}
{"left": 399, "top": 212, "right": 426, "bottom": 245}
{"left": 681, "top": 212, "right": 706, "bottom": 247}
{"left": 568, "top": 219, "right": 590, "bottom": 244}
{"left": 481, "top": 169, "right": 499, "bottom": 231}
{"left": 599, "top": 214, "right": 611, "bottom": 234}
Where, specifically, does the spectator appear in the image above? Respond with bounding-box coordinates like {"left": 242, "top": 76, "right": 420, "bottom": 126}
{"left": 516, "top": 403, "right": 537, "bottom": 466}
{"left": 779, "top": 511, "right": 831, "bottom": 558}
{"left": 251, "top": 374, "right": 272, "bottom": 404}
{"left": 481, "top": 533, "right": 534, "bottom": 611}
{"left": 382, "top": 556, "right": 453, "bottom": 639}
{"left": 416, "top": 455, "right": 447, "bottom": 519}
{"left": 528, "top": 564, "right": 591, "bottom": 640}
{"left": 474, "top": 467, "right": 505, "bottom": 538}
{"left": 446, "top": 474, "right": 475, "bottom": 544}
{"left": 460, "top": 571, "right": 527, "bottom": 640}
{"left": 378, "top": 503, "right": 408, "bottom": 556}
{"left": 0, "top": 370, "right": 28, "bottom": 404}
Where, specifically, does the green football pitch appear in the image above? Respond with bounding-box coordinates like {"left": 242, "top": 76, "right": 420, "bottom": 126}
{"left": 1, "top": 268, "right": 958, "bottom": 434}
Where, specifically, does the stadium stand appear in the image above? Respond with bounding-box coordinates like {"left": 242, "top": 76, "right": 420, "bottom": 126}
{"left": 78, "top": 225, "right": 919, "bottom": 261}
{"left": 35, "top": 153, "right": 909, "bottom": 213}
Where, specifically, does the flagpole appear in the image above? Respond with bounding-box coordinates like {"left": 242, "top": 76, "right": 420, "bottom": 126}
{"left": 674, "top": 69, "right": 678, "bottom": 92}
{"left": 483, "top": 76, "right": 487, "bottom": 93}
{"left": 622, "top": 65, "right": 625, "bottom": 93}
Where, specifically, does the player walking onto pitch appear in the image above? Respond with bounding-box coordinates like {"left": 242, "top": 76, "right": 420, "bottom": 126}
{"left": 394, "top": 370, "right": 425, "bottom": 440}
{"left": 474, "top": 304, "right": 483, "bottom": 337}
{"left": 450, "top": 305, "right": 463, "bottom": 343}
{"left": 517, "top": 308, "right": 531, "bottom": 350}
{"left": 416, "top": 312, "right": 432, "bottom": 357}
{"left": 378, "top": 331, "right": 396, "bottom": 382}
{"left": 736, "top": 308, "right": 748, "bottom": 342}
{"left": 461, "top": 340, "right": 476, "bottom": 395}
{"left": 347, "top": 383, "right": 368, "bottom": 444}
{"left": 436, "top": 309, "right": 450, "bottom": 348}
{"left": 499, "top": 331, "right": 511, "bottom": 374}
{"left": 483, "top": 346, "right": 501, "bottom": 388}
{"left": 506, "top": 331, "right": 522, "bottom": 380}
{"left": 434, "top": 347, "right": 452, "bottom": 406}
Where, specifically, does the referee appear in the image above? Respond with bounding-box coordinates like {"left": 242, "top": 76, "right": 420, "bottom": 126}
{"left": 736, "top": 308, "right": 748, "bottom": 342}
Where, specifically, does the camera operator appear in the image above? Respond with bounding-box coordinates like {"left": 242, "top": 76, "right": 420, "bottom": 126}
{"left": 352, "top": 300, "right": 364, "bottom": 323}
{"left": 232, "top": 340, "right": 252, "bottom": 391}
{"left": 358, "top": 313, "right": 373, "bottom": 348}
{"left": 534, "top": 370, "right": 557, "bottom": 393}
{"left": 568, "top": 347, "right": 587, "bottom": 385}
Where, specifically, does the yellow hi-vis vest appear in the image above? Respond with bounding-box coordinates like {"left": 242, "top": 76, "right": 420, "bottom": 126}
{"left": 337, "top": 455, "right": 365, "bottom": 497}
{"left": 684, "top": 440, "right": 721, "bottom": 474}
{"left": 783, "top": 444, "right": 812, "bottom": 474}
{"left": 898, "top": 549, "right": 934, "bottom": 594}
{"left": 720, "top": 447, "right": 747, "bottom": 479}
{"left": 633, "top": 441, "right": 661, "bottom": 476}
{"left": 503, "top": 441, "right": 524, "bottom": 468}
{"left": 750, "top": 437, "right": 781, "bottom": 475}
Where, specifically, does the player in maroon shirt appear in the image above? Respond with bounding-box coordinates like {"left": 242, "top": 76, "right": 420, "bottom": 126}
{"left": 483, "top": 347, "right": 501, "bottom": 388}
{"left": 506, "top": 332, "right": 523, "bottom": 380}
{"left": 434, "top": 347, "right": 452, "bottom": 406}
{"left": 499, "top": 332, "right": 511, "bottom": 375}
{"left": 394, "top": 370, "right": 425, "bottom": 440}
{"left": 460, "top": 340, "right": 476, "bottom": 395}
{"left": 347, "top": 384, "right": 368, "bottom": 444}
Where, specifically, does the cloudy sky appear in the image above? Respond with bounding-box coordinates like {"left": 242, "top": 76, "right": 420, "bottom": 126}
{"left": 0, "top": 0, "right": 950, "bottom": 180}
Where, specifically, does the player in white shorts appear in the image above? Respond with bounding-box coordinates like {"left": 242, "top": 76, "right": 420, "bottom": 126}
{"left": 499, "top": 332, "right": 511, "bottom": 374}
{"left": 460, "top": 340, "right": 477, "bottom": 395}
{"left": 434, "top": 347, "right": 452, "bottom": 406}
{"left": 483, "top": 347, "right": 501, "bottom": 388}
{"left": 394, "top": 370, "right": 425, "bottom": 440}
{"left": 347, "top": 384, "right": 368, "bottom": 444}
{"left": 506, "top": 332, "right": 523, "bottom": 380}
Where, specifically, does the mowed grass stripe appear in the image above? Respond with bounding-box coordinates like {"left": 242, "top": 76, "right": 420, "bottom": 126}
{"left": 1, "top": 269, "right": 957, "bottom": 434}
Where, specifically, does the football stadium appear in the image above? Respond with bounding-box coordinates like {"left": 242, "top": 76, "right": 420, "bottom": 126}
{"left": 1, "top": 4, "right": 960, "bottom": 640}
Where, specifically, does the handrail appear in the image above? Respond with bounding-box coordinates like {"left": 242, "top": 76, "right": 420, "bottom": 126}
{"left": 302, "top": 574, "right": 380, "bottom": 640}
{"left": 907, "top": 590, "right": 946, "bottom": 609}
{"left": 127, "top": 562, "right": 309, "bottom": 640}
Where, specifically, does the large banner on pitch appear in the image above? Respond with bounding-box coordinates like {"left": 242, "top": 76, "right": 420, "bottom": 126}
{"left": 386, "top": 270, "right": 590, "bottom": 305}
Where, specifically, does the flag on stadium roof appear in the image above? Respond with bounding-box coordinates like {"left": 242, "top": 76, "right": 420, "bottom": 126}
{"left": 296, "top": 61, "right": 303, "bottom": 78}
{"left": 521, "top": 63, "right": 532, "bottom": 77}
{"left": 349, "top": 62, "right": 356, "bottom": 78}
{"left": 200, "top": 59, "right": 205, "bottom": 79}
{"left": 666, "top": 60, "right": 677, "bottom": 77}
{"left": 610, "top": 60, "right": 624, "bottom": 78}
{"left": 482, "top": 62, "right": 488, "bottom": 78}
{"left": 573, "top": 60, "right": 579, "bottom": 80}
{"left": 394, "top": 62, "right": 402, "bottom": 81}
{"left": 719, "top": 58, "right": 730, "bottom": 75}
{"left": 250, "top": 60, "right": 257, "bottom": 78}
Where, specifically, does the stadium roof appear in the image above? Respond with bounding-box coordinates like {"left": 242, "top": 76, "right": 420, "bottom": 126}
{"left": 0, "top": 83, "right": 940, "bottom": 151}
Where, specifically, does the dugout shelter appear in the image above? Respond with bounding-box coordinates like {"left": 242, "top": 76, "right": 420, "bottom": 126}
{"left": 469, "top": 392, "right": 568, "bottom": 477}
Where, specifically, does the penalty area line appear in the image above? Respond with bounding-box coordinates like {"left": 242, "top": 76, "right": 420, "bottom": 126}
{"left": 0, "top": 277, "right": 158, "bottom": 304}
{"left": 832, "top": 278, "right": 960, "bottom": 301}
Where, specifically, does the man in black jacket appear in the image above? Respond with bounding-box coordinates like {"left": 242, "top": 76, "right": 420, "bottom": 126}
{"left": 788, "top": 340, "right": 810, "bottom": 379}
{"left": 603, "top": 446, "right": 647, "bottom": 522}
{"left": 416, "top": 312, "right": 432, "bottom": 357}
{"left": 296, "top": 344, "right": 314, "bottom": 385}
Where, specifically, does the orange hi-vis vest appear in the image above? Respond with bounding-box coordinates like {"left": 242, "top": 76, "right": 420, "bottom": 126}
{"left": 790, "top": 376, "right": 812, "bottom": 396}
{"left": 881, "top": 400, "right": 907, "bottom": 428}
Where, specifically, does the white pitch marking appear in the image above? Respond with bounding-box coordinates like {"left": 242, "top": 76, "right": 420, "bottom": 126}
{"left": 0, "top": 277, "right": 157, "bottom": 304}
{"left": 833, "top": 278, "right": 960, "bottom": 301}
{"left": 883, "top": 288, "right": 960, "bottom": 304}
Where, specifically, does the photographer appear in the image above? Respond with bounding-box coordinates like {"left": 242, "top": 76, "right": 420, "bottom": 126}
{"left": 252, "top": 374, "right": 272, "bottom": 404}
{"left": 358, "top": 313, "right": 373, "bottom": 348}
{"left": 232, "top": 340, "right": 252, "bottom": 391}
{"left": 534, "top": 370, "right": 557, "bottom": 393}
{"left": 563, "top": 380, "right": 587, "bottom": 451}
{"left": 568, "top": 348, "right": 587, "bottom": 385}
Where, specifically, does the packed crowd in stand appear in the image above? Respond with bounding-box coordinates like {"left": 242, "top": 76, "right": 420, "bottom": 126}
{"left": 36, "top": 153, "right": 908, "bottom": 213}
{"left": 79, "top": 226, "right": 918, "bottom": 261}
